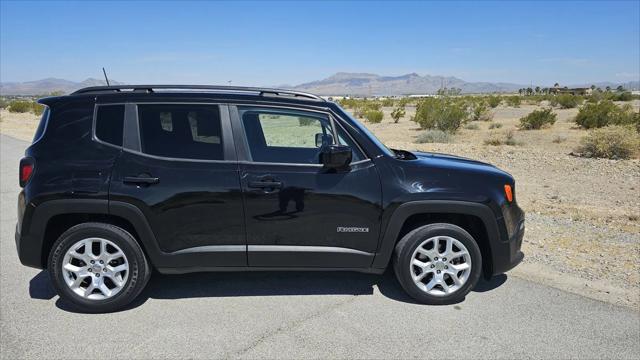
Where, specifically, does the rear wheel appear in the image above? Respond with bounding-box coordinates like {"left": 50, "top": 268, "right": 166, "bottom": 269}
{"left": 48, "top": 222, "right": 151, "bottom": 313}
{"left": 393, "top": 223, "right": 482, "bottom": 305}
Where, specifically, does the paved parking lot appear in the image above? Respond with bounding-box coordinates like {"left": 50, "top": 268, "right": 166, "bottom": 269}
{"left": 1, "top": 134, "right": 639, "bottom": 359}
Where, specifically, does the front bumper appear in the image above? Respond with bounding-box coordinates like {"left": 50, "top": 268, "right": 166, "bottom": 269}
{"left": 491, "top": 218, "right": 525, "bottom": 276}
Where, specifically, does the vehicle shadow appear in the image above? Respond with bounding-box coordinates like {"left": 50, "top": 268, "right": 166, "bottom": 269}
{"left": 29, "top": 268, "right": 508, "bottom": 313}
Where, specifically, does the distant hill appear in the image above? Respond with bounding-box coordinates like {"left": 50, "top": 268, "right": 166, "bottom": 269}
{"left": 290, "top": 72, "right": 525, "bottom": 95}
{"left": 1, "top": 75, "right": 637, "bottom": 96}
{"left": 0, "top": 78, "right": 123, "bottom": 95}
{"left": 290, "top": 73, "right": 640, "bottom": 95}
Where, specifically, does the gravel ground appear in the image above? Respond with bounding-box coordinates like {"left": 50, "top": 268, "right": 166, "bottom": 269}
{"left": 2, "top": 133, "right": 640, "bottom": 359}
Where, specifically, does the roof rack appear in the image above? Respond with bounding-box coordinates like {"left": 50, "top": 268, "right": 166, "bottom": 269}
{"left": 71, "top": 85, "right": 324, "bottom": 101}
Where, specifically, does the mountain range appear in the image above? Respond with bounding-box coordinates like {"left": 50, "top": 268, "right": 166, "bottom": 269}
{"left": 1, "top": 74, "right": 637, "bottom": 96}
{"left": 0, "top": 78, "right": 123, "bottom": 96}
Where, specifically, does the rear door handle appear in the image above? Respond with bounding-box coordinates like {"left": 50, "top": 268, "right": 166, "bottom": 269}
{"left": 248, "top": 180, "right": 282, "bottom": 189}
{"left": 123, "top": 176, "right": 159, "bottom": 185}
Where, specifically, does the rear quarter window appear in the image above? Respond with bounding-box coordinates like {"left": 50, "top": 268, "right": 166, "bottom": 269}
{"left": 95, "top": 105, "right": 125, "bottom": 147}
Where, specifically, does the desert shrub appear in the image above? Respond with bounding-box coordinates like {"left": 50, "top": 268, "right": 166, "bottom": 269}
{"left": 364, "top": 109, "right": 383, "bottom": 123}
{"left": 505, "top": 96, "right": 521, "bottom": 107}
{"left": 469, "top": 100, "right": 493, "bottom": 121}
{"left": 413, "top": 97, "right": 468, "bottom": 132}
{"left": 487, "top": 96, "right": 502, "bottom": 108}
{"left": 464, "top": 123, "right": 480, "bottom": 130}
{"left": 0, "top": 99, "right": 9, "bottom": 109}
{"left": 415, "top": 129, "right": 452, "bottom": 143}
{"left": 381, "top": 98, "right": 395, "bottom": 107}
{"left": 519, "top": 108, "right": 557, "bottom": 130}
{"left": 576, "top": 126, "right": 639, "bottom": 159}
{"left": 488, "top": 122, "right": 503, "bottom": 129}
{"left": 611, "top": 92, "right": 633, "bottom": 102}
{"left": 555, "top": 94, "right": 581, "bottom": 109}
{"left": 31, "top": 103, "right": 44, "bottom": 116}
{"left": 552, "top": 135, "right": 567, "bottom": 143}
{"left": 575, "top": 100, "right": 636, "bottom": 129}
{"left": 390, "top": 106, "right": 405, "bottom": 123}
{"left": 8, "top": 100, "right": 33, "bottom": 113}
{"left": 484, "top": 130, "right": 520, "bottom": 146}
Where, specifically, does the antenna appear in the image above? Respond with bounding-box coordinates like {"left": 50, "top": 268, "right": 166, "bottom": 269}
{"left": 102, "top": 67, "right": 111, "bottom": 86}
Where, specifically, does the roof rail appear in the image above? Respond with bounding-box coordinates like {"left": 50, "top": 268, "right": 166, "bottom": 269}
{"left": 71, "top": 85, "right": 324, "bottom": 101}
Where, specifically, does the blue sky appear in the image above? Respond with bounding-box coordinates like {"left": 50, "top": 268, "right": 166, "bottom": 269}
{"left": 1, "top": 1, "right": 638, "bottom": 86}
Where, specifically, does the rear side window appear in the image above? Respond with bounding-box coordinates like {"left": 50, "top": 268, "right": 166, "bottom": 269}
{"left": 95, "top": 105, "right": 125, "bottom": 146}
{"left": 32, "top": 106, "right": 50, "bottom": 143}
{"left": 137, "top": 104, "right": 223, "bottom": 160}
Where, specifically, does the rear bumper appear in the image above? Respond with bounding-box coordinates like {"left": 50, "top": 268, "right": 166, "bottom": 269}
{"left": 491, "top": 218, "right": 525, "bottom": 276}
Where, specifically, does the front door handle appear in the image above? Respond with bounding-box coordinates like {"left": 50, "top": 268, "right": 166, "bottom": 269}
{"left": 123, "top": 176, "right": 160, "bottom": 185}
{"left": 248, "top": 180, "right": 282, "bottom": 189}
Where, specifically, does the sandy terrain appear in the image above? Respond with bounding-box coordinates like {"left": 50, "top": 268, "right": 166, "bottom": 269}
{"left": 1, "top": 103, "right": 639, "bottom": 308}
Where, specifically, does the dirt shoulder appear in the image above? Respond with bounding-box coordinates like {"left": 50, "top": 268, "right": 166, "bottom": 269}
{"left": 1, "top": 104, "right": 639, "bottom": 308}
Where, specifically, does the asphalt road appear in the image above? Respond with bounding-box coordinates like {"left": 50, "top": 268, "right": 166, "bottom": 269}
{"left": 1, "top": 134, "right": 639, "bottom": 359}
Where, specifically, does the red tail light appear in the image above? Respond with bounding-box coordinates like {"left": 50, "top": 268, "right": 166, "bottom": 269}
{"left": 19, "top": 158, "right": 34, "bottom": 187}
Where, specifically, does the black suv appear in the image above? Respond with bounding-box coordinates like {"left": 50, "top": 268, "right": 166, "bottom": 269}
{"left": 16, "top": 85, "right": 524, "bottom": 312}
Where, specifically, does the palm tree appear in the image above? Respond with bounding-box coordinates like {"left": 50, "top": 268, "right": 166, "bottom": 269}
{"left": 605, "top": 86, "right": 611, "bottom": 92}
{"left": 554, "top": 82, "right": 560, "bottom": 88}
{"left": 616, "top": 85, "right": 625, "bottom": 92}
{"left": 535, "top": 86, "right": 541, "bottom": 94}
{"left": 590, "top": 85, "right": 596, "bottom": 90}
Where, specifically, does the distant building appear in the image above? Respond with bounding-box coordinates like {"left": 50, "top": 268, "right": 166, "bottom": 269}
{"left": 550, "top": 84, "right": 592, "bottom": 96}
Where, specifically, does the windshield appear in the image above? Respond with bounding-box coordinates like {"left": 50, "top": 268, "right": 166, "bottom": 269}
{"left": 334, "top": 104, "right": 395, "bottom": 157}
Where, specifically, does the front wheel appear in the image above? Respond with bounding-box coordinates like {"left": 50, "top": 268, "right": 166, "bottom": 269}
{"left": 48, "top": 222, "right": 151, "bottom": 313}
{"left": 393, "top": 223, "right": 482, "bottom": 305}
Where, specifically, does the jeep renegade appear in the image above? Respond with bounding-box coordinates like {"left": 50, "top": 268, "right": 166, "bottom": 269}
{"left": 15, "top": 85, "right": 524, "bottom": 312}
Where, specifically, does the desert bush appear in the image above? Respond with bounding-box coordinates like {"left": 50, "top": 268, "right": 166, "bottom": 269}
{"left": 8, "top": 100, "right": 33, "bottom": 113}
{"left": 611, "top": 92, "right": 633, "bottom": 102}
{"left": 415, "top": 129, "right": 452, "bottom": 143}
{"left": 576, "top": 126, "right": 639, "bottom": 159}
{"left": 413, "top": 97, "right": 468, "bottom": 132}
{"left": 31, "top": 103, "right": 44, "bottom": 116}
{"left": 519, "top": 108, "right": 557, "bottom": 130}
{"left": 484, "top": 130, "right": 520, "bottom": 146}
{"left": 575, "top": 100, "right": 636, "bottom": 129}
{"left": 505, "top": 96, "right": 521, "bottom": 107}
{"left": 555, "top": 94, "right": 581, "bottom": 109}
{"left": 0, "top": 99, "right": 9, "bottom": 109}
{"left": 464, "top": 123, "right": 480, "bottom": 130}
{"left": 390, "top": 106, "right": 406, "bottom": 123}
{"left": 488, "top": 122, "right": 503, "bottom": 129}
{"left": 364, "top": 109, "right": 383, "bottom": 123}
{"left": 487, "top": 96, "right": 502, "bottom": 108}
{"left": 381, "top": 98, "right": 395, "bottom": 107}
{"left": 469, "top": 100, "right": 492, "bottom": 121}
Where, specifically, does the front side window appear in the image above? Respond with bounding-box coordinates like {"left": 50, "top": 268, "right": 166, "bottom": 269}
{"left": 95, "top": 105, "right": 124, "bottom": 146}
{"left": 138, "top": 104, "right": 223, "bottom": 160}
{"left": 239, "top": 107, "right": 364, "bottom": 164}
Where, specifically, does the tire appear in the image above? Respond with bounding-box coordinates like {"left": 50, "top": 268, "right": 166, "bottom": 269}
{"left": 393, "top": 223, "right": 482, "bottom": 305}
{"left": 48, "top": 222, "right": 151, "bottom": 313}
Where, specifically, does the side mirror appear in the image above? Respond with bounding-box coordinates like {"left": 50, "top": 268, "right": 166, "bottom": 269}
{"left": 315, "top": 133, "right": 333, "bottom": 148}
{"left": 320, "top": 144, "right": 352, "bottom": 169}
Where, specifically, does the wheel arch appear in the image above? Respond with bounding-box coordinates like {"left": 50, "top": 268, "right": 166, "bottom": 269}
{"left": 372, "top": 200, "right": 502, "bottom": 278}
{"left": 25, "top": 199, "right": 160, "bottom": 269}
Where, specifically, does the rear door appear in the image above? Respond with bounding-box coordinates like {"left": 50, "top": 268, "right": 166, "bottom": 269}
{"left": 232, "top": 105, "right": 382, "bottom": 268}
{"left": 109, "top": 102, "right": 246, "bottom": 268}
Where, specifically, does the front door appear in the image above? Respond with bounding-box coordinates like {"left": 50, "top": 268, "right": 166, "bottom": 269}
{"left": 233, "top": 106, "right": 382, "bottom": 268}
{"left": 109, "top": 102, "right": 246, "bottom": 268}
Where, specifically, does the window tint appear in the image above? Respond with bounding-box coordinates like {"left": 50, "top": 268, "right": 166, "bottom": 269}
{"left": 95, "top": 105, "right": 125, "bottom": 146}
{"left": 138, "top": 104, "right": 223, "bottom": 160}
{"left": 240, "top": 107, "right": 364, "bottom": 164}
